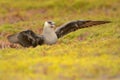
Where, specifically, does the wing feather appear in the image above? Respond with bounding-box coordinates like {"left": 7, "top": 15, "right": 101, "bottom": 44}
{"left": 55, "top": 20, "right": 111, "bottom": 38}
{"left": 7, "top": 30, "right": 44, "bottom": 47}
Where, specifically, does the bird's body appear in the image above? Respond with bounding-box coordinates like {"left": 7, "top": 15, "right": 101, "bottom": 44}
{"left": 42, "top": 21, "right": 58, "bottom": 44}
{"left": 7, "top": 20, "right": 111, "bottom": 47}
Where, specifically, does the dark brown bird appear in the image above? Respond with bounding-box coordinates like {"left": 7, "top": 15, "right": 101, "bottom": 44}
{"left": 7, "top": 20, "right": 111, "bottom": 47}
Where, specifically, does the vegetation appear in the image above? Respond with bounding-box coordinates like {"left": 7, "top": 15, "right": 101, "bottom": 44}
{"left": 0, "top": 0, "right": 120, "bottom": 80}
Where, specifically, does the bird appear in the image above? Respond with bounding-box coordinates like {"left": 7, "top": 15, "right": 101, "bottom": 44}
{"left": 7, "top": 20, "right": 111, "bottom": 47}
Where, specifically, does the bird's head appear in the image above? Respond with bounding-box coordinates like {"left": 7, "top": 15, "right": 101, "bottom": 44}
{"left": 44, "top": 21, "right": 55, "bottom": 29}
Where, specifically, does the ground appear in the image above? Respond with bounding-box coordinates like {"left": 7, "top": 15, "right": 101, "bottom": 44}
{"left": 0, "top": 0, "right": 120, "bottom": 80}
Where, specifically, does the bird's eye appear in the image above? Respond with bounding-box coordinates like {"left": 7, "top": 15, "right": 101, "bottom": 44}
{"left": 48, "top": 21, "right": 52, "bottom": 24}
{"left": 48, "top": 21, "right": 55, "bottom": 25}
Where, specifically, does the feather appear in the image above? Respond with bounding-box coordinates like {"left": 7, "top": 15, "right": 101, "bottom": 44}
{"left": 55, "top": 20, "right": 111, "bottom": 38}
{"left": 7, "top": 30, "right": 44, "bottom": 47}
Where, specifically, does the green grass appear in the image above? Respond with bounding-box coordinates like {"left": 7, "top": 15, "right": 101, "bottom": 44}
{"left": 0, "top": 0, "right": 120, "bottom": 80}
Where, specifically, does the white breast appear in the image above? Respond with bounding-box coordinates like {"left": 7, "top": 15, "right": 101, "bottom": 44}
{"left": 43, "top": 25, "right": 58, "bottom": 45}
{"left": 43, "top": 32, "right": 58, "bottom": 45}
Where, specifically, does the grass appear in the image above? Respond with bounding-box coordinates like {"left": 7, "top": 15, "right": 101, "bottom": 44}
{"left": 0, "top": 0, "right": 120, "bottom": 80}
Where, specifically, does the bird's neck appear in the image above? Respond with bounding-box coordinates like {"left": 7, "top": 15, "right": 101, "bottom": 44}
{"left": 43, "top": 26, "right": 54, "bottom": 34}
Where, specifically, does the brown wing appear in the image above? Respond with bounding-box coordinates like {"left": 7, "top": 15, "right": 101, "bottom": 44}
{"left": 55, "top": 20, "right": 111, "bottom": 38}
{"left": 7, "top": 30, "right": 44, "bottom": 47}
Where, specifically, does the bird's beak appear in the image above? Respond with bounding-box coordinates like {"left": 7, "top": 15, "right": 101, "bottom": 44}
{"left": 51, "top": 24, "right": 55, "bottom": 28}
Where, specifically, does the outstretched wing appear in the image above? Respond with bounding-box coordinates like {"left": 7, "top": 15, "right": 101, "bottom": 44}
{"left": 7, "top": 30, "right": 44, "bottom": 47}
{"left": 55, "top": 20, "right": 111, "bottom": 38}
